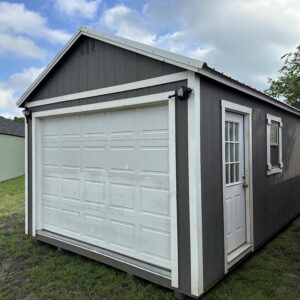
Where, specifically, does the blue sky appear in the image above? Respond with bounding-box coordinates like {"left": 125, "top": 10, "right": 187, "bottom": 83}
{"left": 0, "top": 0, "right": 299, "bottom": 118}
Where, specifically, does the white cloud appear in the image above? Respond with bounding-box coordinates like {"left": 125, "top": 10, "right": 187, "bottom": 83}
{"left": 0, "top": 67, "right": 44, "bottom": 118}
{"left": 0, "top": 2, "right": 71, "bottom": 58}
{"left": 55, "top": 0, "right": 101, "bottom": 19}
{"left": 0, "top": 33, "right": 45, "bottom": 58}
{"left": 100, "top": 0, "right": 300, "bottom": 91}
{"left": 101, "top": 4, "right": 156, "bottom": 45}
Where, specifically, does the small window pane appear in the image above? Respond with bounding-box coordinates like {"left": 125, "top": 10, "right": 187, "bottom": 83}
{"left": 235, "top": 123, "right": 239, "bottom": 142}
{"left": 225, "top": 122, "right": 228, "bottom": 141}
{"left": 225, "top": 143, "right": 229, "bottom": 162}
{"left": 229, "top": 122, "right": 234, "bottom": 141}
{"left": 226, "top": 164, "right": 229, "bottom": 184}
{"left": 230, "top": 143, "right": 234, "bottom": 162}
{"left": 271, "top": 145, "right": 279, "bottom": 166}
{"left": 230, "top": 164, "right": 234, "bottom": 183}
{"left": 235, "top": 144, "right": 239, "bottom": 162}
{"left": 270, "top": 121, "right": 279, "bottom": 145}
{"left": 235, "top": 163, "right": 240, "bottom": 181}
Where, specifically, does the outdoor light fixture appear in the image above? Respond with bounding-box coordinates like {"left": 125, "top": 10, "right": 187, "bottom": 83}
{"left": 22, "top": 108, "right": 31, "bottom": 122}
{"left": 177, "top": 86, "right": 193, "bottom": 99}
{"left": 168, "top": 86, "right": 193, "bottom": 100}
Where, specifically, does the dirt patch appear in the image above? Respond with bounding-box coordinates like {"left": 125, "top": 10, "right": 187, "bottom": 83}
{"left": 0, "top": 256, "right": 29, "bottom": 299}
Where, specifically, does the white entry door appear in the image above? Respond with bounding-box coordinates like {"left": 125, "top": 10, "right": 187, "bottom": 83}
{"left": 224, "top": 111, "right": 247, "bottom": 254}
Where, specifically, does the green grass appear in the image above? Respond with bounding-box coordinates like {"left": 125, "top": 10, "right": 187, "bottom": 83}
{"left": 0, "top": 177, "right": 300, "bottom": 300}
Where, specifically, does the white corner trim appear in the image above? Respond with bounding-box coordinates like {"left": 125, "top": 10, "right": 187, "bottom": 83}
{"left": 26, "top": 72, "right": 188, "bottom": 108}
{"left": 169, "top": 97, "right": 178, "bottom": 288}
{"left": 32, "top": 117, "right": 37, "bottom": 237}
{"left": 266, "top": 114, "right": 283, "bottom": 176}
{"left": 221, "top": 100, "right": 254, "bottom": 274}
{"left": 24, "top": 121, "right": 28, "bottom": 235}
{"left": 32, "top": 92, "right": 173, "bottom": 118}
{"left": 188, "top": 71, "right": 203, "bottom": 296}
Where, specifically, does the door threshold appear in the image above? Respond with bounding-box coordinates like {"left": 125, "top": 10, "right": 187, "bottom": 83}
{"left": 227, "top": 243, "right": 252, "bottom": 268}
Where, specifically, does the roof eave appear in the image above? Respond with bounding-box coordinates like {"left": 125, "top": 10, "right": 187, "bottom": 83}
{"left": 199, "top": 66, "right": 300, "bottom": 117}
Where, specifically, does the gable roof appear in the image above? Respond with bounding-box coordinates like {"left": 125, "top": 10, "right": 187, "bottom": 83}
{"left": 0, "top": 117, "right": 24, "bottom": 137}
{"left": 17, "top": 26, "right": 300, "bottom": 118}
{"left": 17, "top": 26, "right": 204, "bottom": 107}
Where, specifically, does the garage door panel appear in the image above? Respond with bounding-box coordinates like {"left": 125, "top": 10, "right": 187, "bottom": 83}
{"left": 138, "top": 105, "right": 168, "bottom": 131}
{"left": 84, "top": 180, "right": 105, "bottom": 204}
{"left": 61, "top": 148, "right": 81, "bottom": 168}
{"left": 43, "top": 148, "right": 59, "bottom": 167}
{"left": 140, "top": 187, "right": 169, "bottom": 217}
{"left": 141, "top": 227, "right": 170, "bottom": 262}
{"left": 61, "top": 209, "right": 81, "bottom": 236}
{"left": 110, "top": 219, "right": 135, "bottom": 252}
{"left": 109, "top": 148, "right": 136, "bottom": 172}
{"left": 141, "top": 147, "right": 169, "bottom": 174}
{"left": 43, "top": 176, "right": 59, "bottom": 196}
{"left": 43, "top": 205, "right": 59, "bottom": 228}
{"left": 83, "top": 147, "right": 106, "bottom": 170}
{"left": 83, "top": 214, "right": 106, "bottom": 243}
{"left": 40, "top": 104, "right": 171, "bottom": 269}
{"left": 61, "top": 178, "right": 80, "bottom": 201}
{"left": 109, "top": 183, "right": 135, "bottom": 211}
{"left": 61, "top": 115, "right": 81, "bottom": 135}
{"left": 82, "top": 113, "right": 106, "bottom": 135}
{"left": 43, "top": 166, "right": 60, "bottom": 178}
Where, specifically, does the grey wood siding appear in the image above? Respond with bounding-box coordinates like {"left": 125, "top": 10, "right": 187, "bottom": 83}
{"left": 26, "top": 36, "right": 183, "bottom": 103}
{"left": 200, "top": 76, "right": 300, "bottom": 291}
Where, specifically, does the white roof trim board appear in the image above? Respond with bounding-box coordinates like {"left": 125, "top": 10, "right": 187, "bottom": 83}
{"left": 17, "top": 26, "right": 300, "bottom": 117}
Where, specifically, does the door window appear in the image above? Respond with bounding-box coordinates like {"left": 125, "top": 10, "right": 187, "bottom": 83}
{"left": 225, "top": 121, "right": 240, "bottom": 184}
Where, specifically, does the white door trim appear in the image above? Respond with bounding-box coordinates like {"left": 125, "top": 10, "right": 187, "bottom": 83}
{"left": 31, "top": 91, "right": 179, "bottom": 287}
{"left": 26, "top": 72, "right": 188, "bottom": 108}
{"left": 221, "top": 100, "right": 254, "bottom": 273}
{"left": 187, "top": 71, "right": 203, "bottom": 296}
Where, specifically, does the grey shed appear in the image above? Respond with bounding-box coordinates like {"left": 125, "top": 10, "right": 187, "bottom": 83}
{"left": 18, "top": 27, "right": 300, "bottom": 299}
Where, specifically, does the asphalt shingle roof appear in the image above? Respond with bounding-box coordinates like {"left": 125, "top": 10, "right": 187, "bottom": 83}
{"left": 0, "top": 117, "right": 25, "bottom": 137}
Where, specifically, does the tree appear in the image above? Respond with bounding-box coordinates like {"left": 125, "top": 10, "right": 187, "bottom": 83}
{"left": 265, "top": 45, "right": 300, "bottom": 109}
{"left": 14, "top": 117, "right": 25, "bottom": 124}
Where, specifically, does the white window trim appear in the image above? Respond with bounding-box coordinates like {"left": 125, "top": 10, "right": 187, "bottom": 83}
{"left": 266, "top": 114, "right": 283, "bottom": 176}
{"left": 31, "top": 91, "right": 179, "bottom": 287}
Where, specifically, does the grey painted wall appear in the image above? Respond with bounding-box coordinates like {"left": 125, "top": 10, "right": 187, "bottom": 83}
{"left": 200, "top": 76, "right": 300, "bottom": 290}
{"left": 25, "top": 36, "right": 191, "bottom": 294}
{"left": 26, "top": 35, "right": 183, "bottom": 103}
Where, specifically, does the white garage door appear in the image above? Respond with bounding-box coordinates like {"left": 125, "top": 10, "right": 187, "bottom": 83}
{"left": 40, "top": 104, "right": 171, "bottom": 269}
